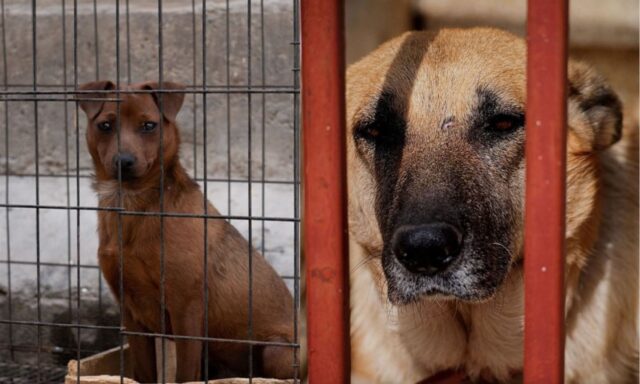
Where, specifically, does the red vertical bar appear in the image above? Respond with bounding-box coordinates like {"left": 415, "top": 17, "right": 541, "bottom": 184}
{"left": 524, "top": 1, "right": 568, "bottom": 383}
{"left": 301, "top": 0, "right": 350, "bottom": 383}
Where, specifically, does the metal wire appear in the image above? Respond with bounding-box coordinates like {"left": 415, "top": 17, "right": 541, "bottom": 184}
{"left": 92, "top": 0, "right": 99, "bottom": 80}
{"left": 0, "top": 0, "right": 14, "bottom": 365}
{"left": 0, "top": 204, "right": 299, "bottom": 222}
{"left": 30, "top": 2, "right": 42, "bottom": 381}
{"left": 126, "top": 0, "right": 131, "bottom": 85}
{"left": 0, "top": 319, "right": 298, "bottom": 348}
{"left": 157, "top": 1, "right": 168, "bottom": 382}
{"left": 97, "top": 0, "right": 106, "bottom": 341}
{"left": 246, "top": 0, "right": 255, "bottom": 380}
{"left": 60, "top": 0, "right": 75, "bottom": 369}
{"left": 292, "top": 0, "right": 301, "bottom": 380}
{"left": 226, "top": 0, "right": 232, "bottom": 220}
{"left": 1, "top": 1, "right": 301, "bottom": 382}
{"left": 201, "top": 0, "right": 210, "bottom": 380}
{"left": 260, "top": 0, "right": 266, "bottom": 258}
{"left": 0, "top": 86, "right": 298, "bottom": 94}
{"left": 73, "top": 1, "right": 83, "bottom": 382}
{"left": 4, "top": 172, "right": 300, "bottom": 185}
{"left": 191, "top": 0, "right": 197, "bottom": 181}
{"left": 115, "top": 1, "right": 125, "bottom": 384}
{"left": 0, "top": 259, "right": 300, "bottom": 282}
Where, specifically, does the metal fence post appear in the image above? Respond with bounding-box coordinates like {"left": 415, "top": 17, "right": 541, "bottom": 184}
{"left": 524, "top": 1, "right": 569, "bottom": 382}
{"left": 301, "top": 0, "right": 351, "bottom": 382}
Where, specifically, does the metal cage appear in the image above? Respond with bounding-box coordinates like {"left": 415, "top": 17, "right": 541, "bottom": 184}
{"left": 1, "top": 0, "right": 301, "bottom": 382}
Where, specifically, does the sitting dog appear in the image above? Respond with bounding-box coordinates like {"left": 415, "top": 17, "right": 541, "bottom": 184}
{"left": 347, "top": 28, "right": 638, "bottom": 383}
{"left": 79, "top": 80, "right": 295, "bottom": 382}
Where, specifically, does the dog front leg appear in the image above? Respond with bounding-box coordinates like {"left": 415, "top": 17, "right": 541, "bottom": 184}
{"left": 262, "top": 337, "right": 295, "bottom": 379}
{"left": 123, "top": 307, "right": 157, "bottom": 383}
{"left": 170, "top": 302, "right": 204, "bottom": 382}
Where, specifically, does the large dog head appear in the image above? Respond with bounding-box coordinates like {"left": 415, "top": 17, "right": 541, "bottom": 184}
{"left": 347, "top": 28, "right": 622, "bottom": 304}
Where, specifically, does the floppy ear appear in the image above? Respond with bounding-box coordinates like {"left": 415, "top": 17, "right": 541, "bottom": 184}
{"left": 567, "top": 61, "right": 623, "bottom": 153}
{"left": 140, "top": 81, "right": 186, "bottom": 122}
{"left": 77, "top": 80, "right": 115, "bottom": 119}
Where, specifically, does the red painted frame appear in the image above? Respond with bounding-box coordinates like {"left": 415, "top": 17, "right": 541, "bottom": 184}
{"left": 524, "top": 0, "right": 568, "bottom": 383}
{"left": 301, "top": 0, "right": 350, "bottom": 383}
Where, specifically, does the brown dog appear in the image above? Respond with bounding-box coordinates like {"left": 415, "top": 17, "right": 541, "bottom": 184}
{"left": 347, "top": 29, "right": 638, "bottom": 383}
{"left": 79, "top": 81, "right": 295, "bottom": 382}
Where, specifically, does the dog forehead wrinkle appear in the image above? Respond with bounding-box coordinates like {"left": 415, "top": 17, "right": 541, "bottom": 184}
{"left": 473, "top": 86, "right": 524, "bottom": 119}
{"left": 115, "top": 95, "right": 161, "bottom": 121}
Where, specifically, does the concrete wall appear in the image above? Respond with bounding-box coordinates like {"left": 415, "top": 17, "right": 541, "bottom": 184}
{"left": 1, "top": 0, "right": 298, "bottom": 180}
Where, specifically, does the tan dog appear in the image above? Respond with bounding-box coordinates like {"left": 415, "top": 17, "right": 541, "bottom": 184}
{"left": 346, "top": 29, "right": 638, "bottom": 383}
{"left": 79, "top": 81, "right": 294, "bottom": 382}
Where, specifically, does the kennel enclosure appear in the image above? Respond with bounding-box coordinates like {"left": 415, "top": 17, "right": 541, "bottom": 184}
{"left": 2, "top": 0, "right": 301, "bottom": 382}
{"left": 2, "top": 0, "right": 575, "bottom": 383}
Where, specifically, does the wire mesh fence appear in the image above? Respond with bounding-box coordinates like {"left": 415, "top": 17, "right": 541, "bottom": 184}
{"left": 0, "top": 0, "right": 301, "bottom": 382}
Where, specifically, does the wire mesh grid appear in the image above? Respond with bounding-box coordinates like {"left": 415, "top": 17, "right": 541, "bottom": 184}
{"left": 0, "top": 0, "right": 301, "bottom": 382}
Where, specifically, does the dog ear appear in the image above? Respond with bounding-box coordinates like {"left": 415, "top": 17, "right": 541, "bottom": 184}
{"left": 140, "top": 81, "right": 186, "bottom": 122}
{"left": 77, "top": 80, "right": 115, "bottom": 119}
{"left": 567, "top": 61, "right": 623, "bottom": 153}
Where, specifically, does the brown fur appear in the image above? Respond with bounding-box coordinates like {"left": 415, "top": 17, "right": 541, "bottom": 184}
{"left": 79, "top": 81, "right": 295, "bottom": 382}
{"left": 347, "top": 29, "right": 638, "bottom": 383}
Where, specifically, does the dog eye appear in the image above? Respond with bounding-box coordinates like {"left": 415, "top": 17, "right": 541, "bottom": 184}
{"left": 355, "top": 124, "right": 381, "bottom": 142}
{"left": 354, "top": 122, "right": 404, "bottom": 147}
{"left": 141, "top": 121, "right": 157, "bottom": 132}
{"left": 97, "top": 121, "right": 112, "bottom": 132}
{"left": 486, "top": 113, "right": 524, "bottom": 133}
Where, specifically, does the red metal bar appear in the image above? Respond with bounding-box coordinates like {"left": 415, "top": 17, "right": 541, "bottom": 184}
{"left": 301, "top": 0, "right": 350, "bottom": 383}
{"left": 524, "top": 1, "right": 568, "bottom": 383}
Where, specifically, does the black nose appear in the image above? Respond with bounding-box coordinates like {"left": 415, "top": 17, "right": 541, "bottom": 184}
{"left": 112, "top": 153, "right": 136, "bottom": 174}
{"left": 391, "top": 223, "right": 463, "bottom": 275}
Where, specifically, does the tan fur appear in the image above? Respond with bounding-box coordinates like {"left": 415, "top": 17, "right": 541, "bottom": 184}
{"left": 79, "top": 81, "right": 295, "bottom": 382}
{"left": 347, "top": 29, "right": 638, "bottom": 383}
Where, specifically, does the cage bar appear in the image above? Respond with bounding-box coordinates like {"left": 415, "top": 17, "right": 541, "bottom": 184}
{"left": 524, "top": 0, "right": 568, "bottom": 383}
{"left": 301, "top": 0, "right": 350, "bottom": 382}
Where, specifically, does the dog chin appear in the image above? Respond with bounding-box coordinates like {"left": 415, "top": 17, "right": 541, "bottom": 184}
{"left": 387, "top": 281, "right": 499, "bottom": 305}
{"left": 94, "top": 178, "right": 145, "bottom": 201}
{"left": 384, "top": 259, "right": 501, "bottom": 305}
{"left": 110, "top": 171, "right": 138, "bottom": 182}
